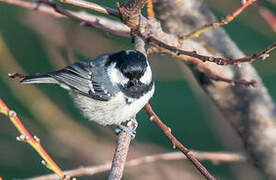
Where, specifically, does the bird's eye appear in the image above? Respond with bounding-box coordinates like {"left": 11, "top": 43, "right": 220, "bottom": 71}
{"left": 124, "top": 72, "right": 132, "bottom": 78}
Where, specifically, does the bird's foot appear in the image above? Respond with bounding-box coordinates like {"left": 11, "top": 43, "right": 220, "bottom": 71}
{"left": 115, "top": 117, "right": 138, "bottom": 139}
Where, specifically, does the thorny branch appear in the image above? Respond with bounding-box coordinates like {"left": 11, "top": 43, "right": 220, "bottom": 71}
{"left": 0, "top": 98, "right": 66, "bottom": 179}
{"left": 144, "top": 103, "right": 216, "bottom": 180}
{"left": 29, "top": 151, "right": 246, "bottom": 180}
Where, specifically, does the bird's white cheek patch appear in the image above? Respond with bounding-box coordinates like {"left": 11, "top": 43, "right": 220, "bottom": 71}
{"left": 140, "top": 65, "right": 152, "bottom": 85}
{"left": 107, "top": 63, "right": 129, "bottom": 86}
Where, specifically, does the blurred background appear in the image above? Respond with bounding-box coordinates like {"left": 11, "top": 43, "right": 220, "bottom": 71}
{"left": 0, "top": 0, "right": 275, "bottom": 179}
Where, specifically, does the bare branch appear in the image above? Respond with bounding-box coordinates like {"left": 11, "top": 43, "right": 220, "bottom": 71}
{"left": 118, "top": 0, "right": 147, "bottom": 30}
{"left": 185, "top": 60, "right": 257, "bottom": 87}
{"left": 144, "top": 103, "right": 216, "bottom": 180}
{"left": 108, "top": 126, "right": 132, "bottom": 180}
{"left": 0, "top": 0, "right": 130, "bottom": 37}
{"left": 29, "top": 151, "right": 246, "bottom": 180}
{"left": 180, "top": 0, "right": 256, "bottom": 41}
{"left": 58, "top": 0, "right": 120, "bottom": 17}
{"left": 109, "top": 27, "right": 147, "bottom": 180}
{"left": 149, "top": 37, "right": 276, "bottom": 65}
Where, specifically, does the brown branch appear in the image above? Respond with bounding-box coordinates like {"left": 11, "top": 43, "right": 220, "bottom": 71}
{"left": 0, "top": 0, "right": 130, "bottom": 37}
{"left": 108, "top": 124, "right": 133, "bottom": 180}
{"left": 8, "top": 72, "right": 26, "bottom": 79}
{"left": 37, "top": 0, "right": 129, "bottom": 36}
{"left": 28, "top": 151, "right": 246, "bottom": 180}
{"left": 187, "top": 60, "right": 257, "bottom": 87}
{"left": 118, "top": 0, "right": 147, "bottom": 30}
{"left": 109, "top": 30, "right": 147, "bottom": 180}
{"left": 144, "top": 103, "right": 216, "bottom": 180}
{"left": 149, "top": 37, "right": 276, "bottom": 65}
{"left": 179, "top": 0, "right": 256, "bottom": 41}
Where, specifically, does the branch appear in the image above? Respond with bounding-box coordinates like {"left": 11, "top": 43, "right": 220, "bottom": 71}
{"left": 108, "top": 122, "right": 133, "bottom": 180}
{"left": 186, "top": 60, "right": 257, "bottom": 87}
{"left": 143, "top": 103, "right": 216, "bottom": 180}
{"left": 58, "top": 0, "right": 120, "bottom": 17}
{"left": 149, "top": 37, "right": 276, "bottom": 65}
{"left": 109, "top": 2, "right": 148, "bottom": 177}
{"left": 179, "top": 0, "right": 256, "bottom": 41}
{"left": 28, "top": 151, "right": 246, "bottom": 180}
{"left": 0, "top": 98, "right": 66, "bottom": 179}
{"left": 118, "top": 0, "right": 147, "bottom": 30}
{"left": 37, "top": 0, "right": 130, "bottom": 37}
{"left": 0, "top": 0, "right": 130, "bottom": 37}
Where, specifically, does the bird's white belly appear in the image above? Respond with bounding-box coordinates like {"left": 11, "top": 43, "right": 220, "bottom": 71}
{"left": 70, "top": 86, "right": 154, "bottom": 125}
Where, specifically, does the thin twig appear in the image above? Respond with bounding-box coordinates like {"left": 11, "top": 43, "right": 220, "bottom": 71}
{"left": 149, "top": 37, "right": 276, "bottom": 65}
{"left": 58, "top": 0, "right": 120, "bottom": 17}
{"left": 179, "top": 0, "right": 256, "bottom": 41}
{"left": 143, "top": 103, "right": 216, "bottom": 180}
{"left": 187, "top": 60, "right": 256, "bottom": 87}
{"left": 28, "top": 151, "right": 246, "bottom": 180}
{"left": 0, "top": 98, "right": 66, "bottom": 179}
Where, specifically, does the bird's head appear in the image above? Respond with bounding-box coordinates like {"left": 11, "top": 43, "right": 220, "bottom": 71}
{"left": 107, "top": 50, "right": 152, "bottom": 89}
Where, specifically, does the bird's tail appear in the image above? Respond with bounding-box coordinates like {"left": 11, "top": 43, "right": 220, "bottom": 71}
{"left": 20, "top": 74, "right": 58, "bottom": 84}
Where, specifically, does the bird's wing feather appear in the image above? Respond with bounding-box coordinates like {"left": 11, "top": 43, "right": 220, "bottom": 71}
{"left": 49, "top": 55, "right": 117, "bottom": 101}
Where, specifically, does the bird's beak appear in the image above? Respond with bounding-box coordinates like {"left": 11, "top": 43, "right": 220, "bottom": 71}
{"left": 130, "top": 79, "right": 139, "bottom": 87}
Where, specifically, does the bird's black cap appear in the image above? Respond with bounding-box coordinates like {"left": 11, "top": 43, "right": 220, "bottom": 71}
{"left": 109, "top": 50, "right": 147, "bottom": 80}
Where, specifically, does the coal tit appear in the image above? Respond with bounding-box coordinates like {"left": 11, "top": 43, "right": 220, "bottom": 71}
{"left": 19, "top": 50, "right": 154, "bottom": 136}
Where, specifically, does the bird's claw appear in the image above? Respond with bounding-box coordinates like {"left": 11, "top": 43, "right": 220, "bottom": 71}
{"left": 115, "top": 117, "right": 138, "bottom": 139}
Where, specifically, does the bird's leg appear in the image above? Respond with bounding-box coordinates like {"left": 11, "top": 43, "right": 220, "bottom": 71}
{"left": 115, "top": 117, "right": 138, "bottom": 139}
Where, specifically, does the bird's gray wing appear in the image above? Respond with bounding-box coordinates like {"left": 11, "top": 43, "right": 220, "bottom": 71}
{"left": 49, "top": 55, "right": 117, "bottom": 101}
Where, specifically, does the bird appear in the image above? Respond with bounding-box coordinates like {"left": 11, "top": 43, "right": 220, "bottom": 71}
{"left": 14, "top": 50, "right": 154, "bottom": 137}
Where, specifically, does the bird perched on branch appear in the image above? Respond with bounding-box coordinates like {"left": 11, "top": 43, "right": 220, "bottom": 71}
{"left": 10, "top": 50, "right": 154, "bottom": 137}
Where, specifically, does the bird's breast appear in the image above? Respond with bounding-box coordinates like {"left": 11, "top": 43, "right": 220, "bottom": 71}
{"left": 70, "top": 84, "right": 154, "bottom": 126}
